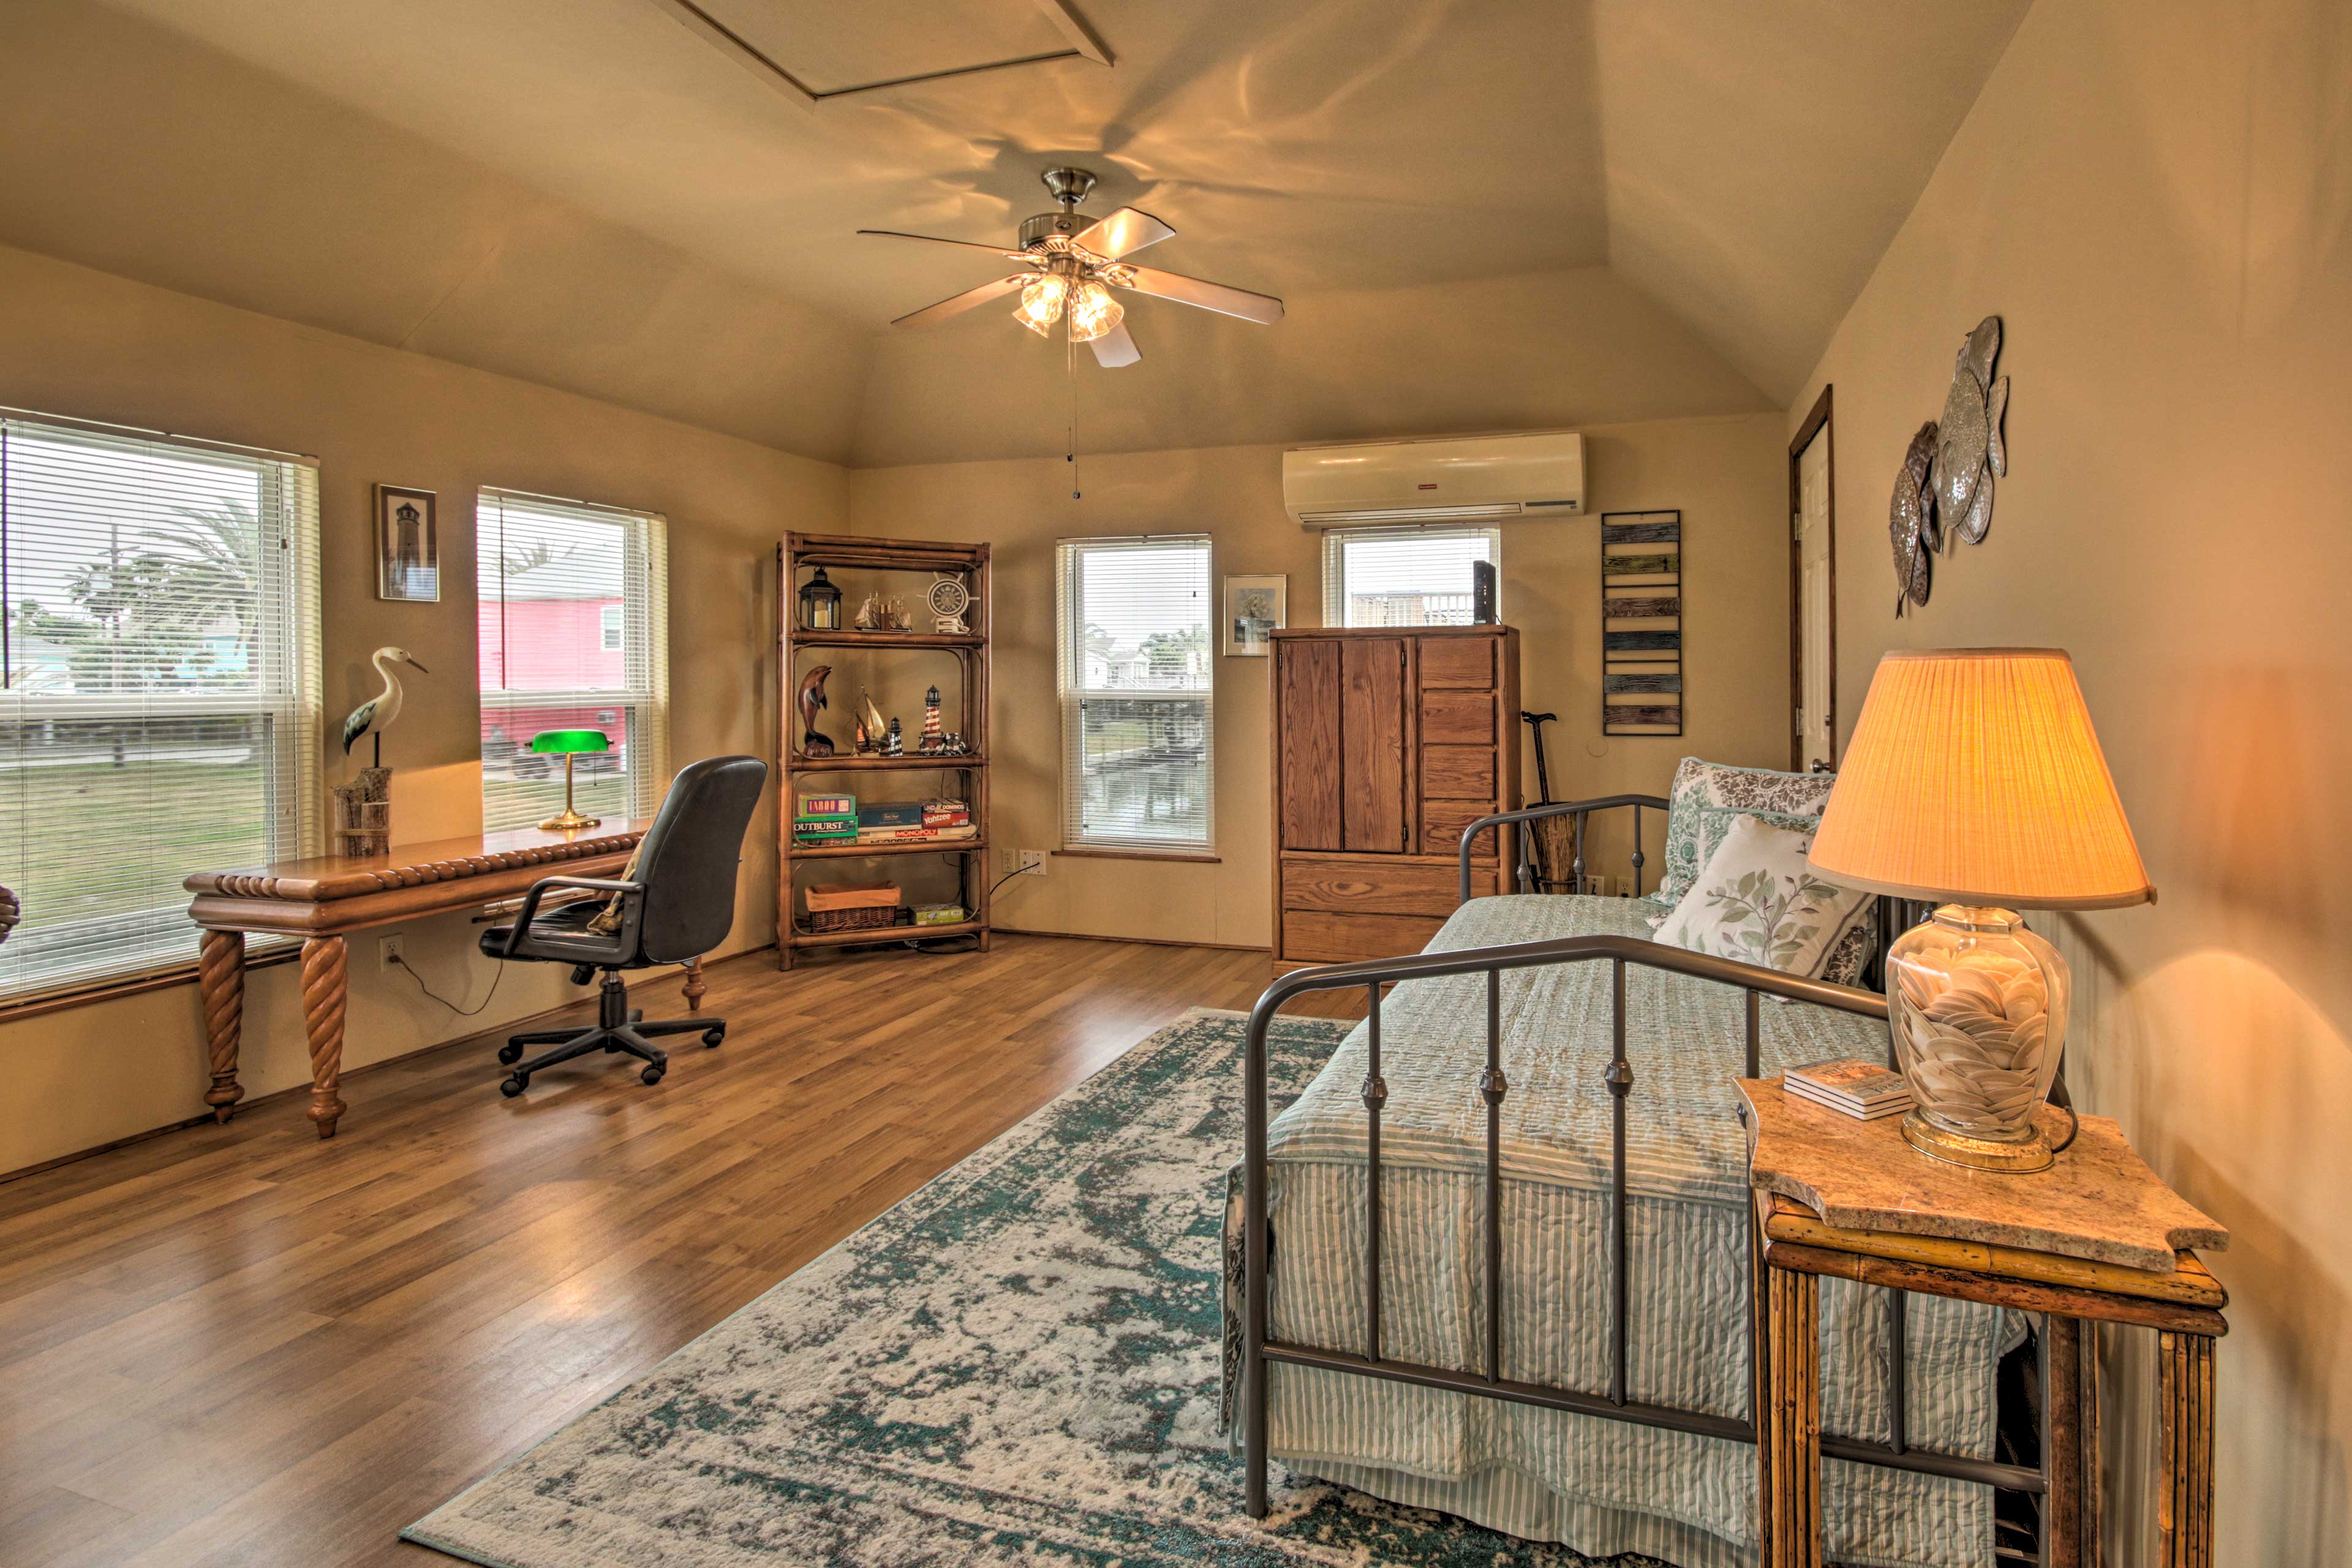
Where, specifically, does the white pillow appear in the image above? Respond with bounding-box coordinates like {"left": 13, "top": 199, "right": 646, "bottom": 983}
{"left": 1654, "top": 813, "right": 1873, "bottom": 979}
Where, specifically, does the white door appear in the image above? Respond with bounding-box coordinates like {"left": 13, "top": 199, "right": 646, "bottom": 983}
{"left": 1793, "top": 420, "right": 1836, "bottom": 771}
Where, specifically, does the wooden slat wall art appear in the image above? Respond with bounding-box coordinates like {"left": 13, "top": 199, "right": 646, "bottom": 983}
{"left": 1600, "top": 510, "right": 1684, "bottom": 735}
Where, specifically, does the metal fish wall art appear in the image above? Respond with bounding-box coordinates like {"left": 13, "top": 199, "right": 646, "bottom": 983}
{"left": 1889, "top": 421, "right": 1939, "bottom": 616}
{"left": 1931, "top": 315, "right": 2009, "bottom": 550}
{"left": 1887, "top": 315, "right": 2012, "bottom": 615}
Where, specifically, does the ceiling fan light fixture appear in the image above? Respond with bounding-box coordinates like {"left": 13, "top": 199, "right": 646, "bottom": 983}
{"left": 1014, "top": 274, "right": 1068, "bottom": 336}
{"left": 1067, "top": 279, "right": 1124, "bottom": 343}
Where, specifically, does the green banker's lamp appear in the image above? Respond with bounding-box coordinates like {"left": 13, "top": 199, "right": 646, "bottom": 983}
{"left": 530, "top": 729, "right": 610, "bottom": 832}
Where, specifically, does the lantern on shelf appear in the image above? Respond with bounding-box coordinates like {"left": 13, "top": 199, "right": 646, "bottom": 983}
{"left": 799, "top": 567, "right": 843, "bottom": 631}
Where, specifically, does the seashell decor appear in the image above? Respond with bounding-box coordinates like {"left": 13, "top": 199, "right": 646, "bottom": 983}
{"left": 1887, "top": 908, "right": 2070, "bottom": 1145}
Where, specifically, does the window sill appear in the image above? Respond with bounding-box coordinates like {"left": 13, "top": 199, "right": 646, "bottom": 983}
{"left": 1052, "top": 848, "right": 1223, "bottom": 865}
{"left": 0, "top": 943, "right": 298, "bottom": 1025}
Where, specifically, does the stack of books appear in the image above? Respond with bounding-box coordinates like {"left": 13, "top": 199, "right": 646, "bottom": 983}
{"left": 1783, "top": 1059, "right": 1916, "bottom": 1121}
{"left": 793, "top": 793, "right": 857, "bottom": 844}
{"left": 850, "top": 799, "right": 977, "bottom": 846}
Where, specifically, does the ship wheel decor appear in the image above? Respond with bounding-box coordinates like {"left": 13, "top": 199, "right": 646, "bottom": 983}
{"left": 927, "top": 574, "right": 972, "bottom": 636}
{"left": 1888, "top": 315, "right": 2011, "bottom": 617}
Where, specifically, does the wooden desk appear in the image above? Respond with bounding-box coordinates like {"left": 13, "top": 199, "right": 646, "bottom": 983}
{"left": 185, "top": 820, "right": 701, "bottom": 1139}
{"left": 1737, "top": 1079, "right": 2229, "bottom": 1568}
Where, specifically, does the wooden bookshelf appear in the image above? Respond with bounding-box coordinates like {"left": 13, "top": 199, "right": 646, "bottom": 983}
{"left": 777, "top": 531, "right": 990, "bottom": 968}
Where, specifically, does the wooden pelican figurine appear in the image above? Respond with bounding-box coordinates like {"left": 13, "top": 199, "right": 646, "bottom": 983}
{"left": 341, "top": 646, "right": 429, "bottom": 767}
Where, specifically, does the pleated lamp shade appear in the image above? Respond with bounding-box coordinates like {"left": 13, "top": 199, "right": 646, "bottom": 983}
{"left": 1806, "top": 649, "right": 2154, "bottom": 911}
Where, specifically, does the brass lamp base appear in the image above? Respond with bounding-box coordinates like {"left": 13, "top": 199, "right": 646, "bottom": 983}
{"left": 1900, "top": 1110, "right": 2054, "bottom": 1174}
{"left": 537, "top": 752, "right": 600, "bottom": 833}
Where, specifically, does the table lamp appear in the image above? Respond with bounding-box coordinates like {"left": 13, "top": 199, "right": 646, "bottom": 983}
{"left": 529, "top": 728, "right": 610, "bottom": 832}
{"left": 1805, "top": 650, "right": 2152, "bottom": 1173}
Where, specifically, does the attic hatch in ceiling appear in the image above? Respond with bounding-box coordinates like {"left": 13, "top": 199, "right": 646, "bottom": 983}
{"left": 644, "top": 0, "right": 1110, "bottom": 108}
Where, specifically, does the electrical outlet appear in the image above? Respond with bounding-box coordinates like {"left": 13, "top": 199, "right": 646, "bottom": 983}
{"left": 378, "top": 933, "right": 405, "bottom": 971}
{"left": 1019, "top": 850, "right": 1047, "bottom": 877}
{"left": 1615, "top": 876, "right": 1635, "bottom": 898}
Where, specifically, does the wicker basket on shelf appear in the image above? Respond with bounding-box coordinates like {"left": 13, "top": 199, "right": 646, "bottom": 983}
{"left": 804, "top": 878, "right": 902, "bottom": 933}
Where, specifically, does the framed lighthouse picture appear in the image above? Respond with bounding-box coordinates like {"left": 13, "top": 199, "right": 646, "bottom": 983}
{"left": 374, "top": 484, "right": 440, "bottom": 602}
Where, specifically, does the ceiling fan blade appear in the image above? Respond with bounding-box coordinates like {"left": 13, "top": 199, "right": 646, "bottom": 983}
{"left": 858, "top": 229, "right": 1030, "bottom": 262}
{"left": 890, "top": 274, "right": 1031, "bottom": 329}
{"left": 1088, "top": 320, "right": 1142, "bottom": 368}
{"left": 1112, "top": 265, "right": 1284, "bottom": 324}
{"left": 1071, "top": 206, "right": 1175, "bottom": 260}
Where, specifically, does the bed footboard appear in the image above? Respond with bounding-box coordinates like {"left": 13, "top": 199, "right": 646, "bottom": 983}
{"left": 1238, "top": 933, "right": 2057, "bottom": 1552}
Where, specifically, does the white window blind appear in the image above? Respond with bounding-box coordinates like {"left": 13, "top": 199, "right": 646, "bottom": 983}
{"left": 1322, "top": 524, "right": 1501, "bottom": 627}
{"left": 0, "top": 409, "right": 322, "bottom": 1002}
{"left": 1056, "top": 536, "right": 1213, "bottom": 853}
{"left": 477, "top": 488, "right": 669, "bottom": 832}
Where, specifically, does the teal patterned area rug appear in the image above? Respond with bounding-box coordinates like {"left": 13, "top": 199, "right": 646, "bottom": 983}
{"left": 403, "top": 1007, "right": 1629, "bottom": 1568}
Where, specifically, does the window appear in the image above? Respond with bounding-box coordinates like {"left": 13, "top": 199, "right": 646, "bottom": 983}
{"left": 1322, "top": 524, "right": 1501, "bottom": 627}
{"left": 0, "top": 410, "right": 322, "bottom": 1001}
{"left": 1056, "top": 536, "right": 1212, "bottom": 853}
{"left": 477, "top": 488, "right": 669, "bottom": 832}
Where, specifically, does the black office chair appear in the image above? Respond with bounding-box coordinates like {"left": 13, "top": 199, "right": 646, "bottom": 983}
{"left": 481, "top": 754, "right": 767, "bottom": 1098}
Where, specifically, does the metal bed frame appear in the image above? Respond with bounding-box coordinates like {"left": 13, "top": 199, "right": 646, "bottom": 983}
{"left": 1239, "top": 795, "right": 2066, "bottom": 1563}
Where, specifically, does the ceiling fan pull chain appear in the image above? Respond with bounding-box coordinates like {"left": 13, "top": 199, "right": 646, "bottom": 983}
{"left": 1066, "top": 320, "right": 1081, "bottom": 500}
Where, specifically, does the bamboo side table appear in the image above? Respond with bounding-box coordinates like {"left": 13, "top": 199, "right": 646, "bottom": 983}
{"left": 1736, "top": 1079, "right": 2229, "bottom": 1568}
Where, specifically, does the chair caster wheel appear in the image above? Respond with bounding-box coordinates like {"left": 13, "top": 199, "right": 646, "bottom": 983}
{"left": 703, "top": 1026, "right": 725, "bottom": 1049}
{"left": 641, "top": 1065, "right": 665, "bottom": 1086}
{"left": 497, "top": 1043, "right": 522, "bottom": 1065}
{"left": 500, "top": 1074, "right": 527, "bottom": 1098}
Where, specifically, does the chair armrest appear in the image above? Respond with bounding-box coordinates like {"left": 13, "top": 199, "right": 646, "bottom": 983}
{"left": 503, "top": 875, "right": 644, "bottom": 958}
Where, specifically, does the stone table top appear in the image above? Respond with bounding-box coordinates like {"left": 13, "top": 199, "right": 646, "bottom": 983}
{"left": 1736, "top": 1078, "right": 2228, "bottom": 1273}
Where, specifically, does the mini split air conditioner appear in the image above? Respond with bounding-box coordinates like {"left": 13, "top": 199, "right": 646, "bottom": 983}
{"left": 1282, "top": 431, "right": 1586, "bottom": 527}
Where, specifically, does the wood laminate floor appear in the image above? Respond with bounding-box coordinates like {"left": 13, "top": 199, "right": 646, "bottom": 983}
{"left": 0, "top": 934, "right": 1363, "bottom": 1568}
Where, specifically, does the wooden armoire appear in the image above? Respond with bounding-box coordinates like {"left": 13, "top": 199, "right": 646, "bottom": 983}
{"left": 1270, "top": 625, "right": 1521, "bottom": 963}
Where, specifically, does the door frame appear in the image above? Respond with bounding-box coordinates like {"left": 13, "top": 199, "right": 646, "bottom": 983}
{"left": 1788, "top": 384, "right": 1836, "bottom": 771}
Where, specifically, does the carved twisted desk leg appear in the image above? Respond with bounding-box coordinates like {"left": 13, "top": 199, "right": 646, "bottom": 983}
{"left": 682, "top": 956, "right": 706, "bottom": 1015}
{"left": 300, "top": 935, "right": 349, "bottom": 1139}
{"left": 197, "top": 929, "right": 246, "bottom": 1122}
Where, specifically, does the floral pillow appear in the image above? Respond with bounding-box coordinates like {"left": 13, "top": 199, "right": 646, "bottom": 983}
{"left": 1656, "top": 813, "right": 1874, "bottom": 979}
{"left": 1658, "top": 758, "right": 1841, "bottom": 906}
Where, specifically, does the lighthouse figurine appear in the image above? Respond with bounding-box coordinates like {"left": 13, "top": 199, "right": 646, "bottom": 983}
{"left": 918, "top": 685, "right": 945, "bottom": 753}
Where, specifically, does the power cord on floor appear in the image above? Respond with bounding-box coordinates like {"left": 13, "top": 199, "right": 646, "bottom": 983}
{"left": 895, "top": 864, "right": 1028, "bottom": 957}
{"left": 388, "top": 951, "right": 505, "bottom": 1017}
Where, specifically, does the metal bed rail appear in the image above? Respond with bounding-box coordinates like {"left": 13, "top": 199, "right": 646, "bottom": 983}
{"left": 1238, "top": 933, "right": 2049, "bottom": 1530}
{"left": 1461, "top": 793, "right": 1670, "bottom": 903}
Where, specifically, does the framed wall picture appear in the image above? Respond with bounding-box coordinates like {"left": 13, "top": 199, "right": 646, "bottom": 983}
{"left": 1599, "top": 510, "right": 1683, "bottom": 735}
{"left": 374, "top": 484, "right": 439, "bottom": 602}
{"left": 1223, "top": 573, "right": 1286, "bottom": 656}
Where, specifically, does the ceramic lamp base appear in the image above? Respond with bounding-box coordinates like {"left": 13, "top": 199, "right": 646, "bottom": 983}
{"left": 1899, "top": 1110, "right": 2054, "bottom": 1174}
{"left": 538, "top": 807, "right": 600, "bottom": 832}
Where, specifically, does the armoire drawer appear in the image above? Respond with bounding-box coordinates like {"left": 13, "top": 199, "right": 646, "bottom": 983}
{"left": 1420, "top": 688, "right": 1495, "bottom": 744}
{"left": 1422, "top": 798, "right": 1504, "bottom": 859}
{"left": 1422, "top": 745, "right": 1496, "bottom": 800}
{"left": 1281, "top": 854, "right": 1461, "bottom": 918}
{"left": 1417, "top": 637, "right": 1494, "bottom": 690}
{"left": 1281, "top": 910, "right": 1447, "bottom": 965}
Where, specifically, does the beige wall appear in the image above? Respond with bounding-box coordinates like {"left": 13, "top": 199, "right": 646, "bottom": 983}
{"left": 0, "top": 242, "right": 844, "bottom": 1177}
{"left": 844, "top": 413, "right": 1789, "bottom": 945}
{"left": 1789, "top": 0, "right": 2352, "bottom": 1558}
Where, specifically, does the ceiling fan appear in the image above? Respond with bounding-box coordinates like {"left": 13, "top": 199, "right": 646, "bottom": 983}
{"left": 858, "top": 167, "right": 1284, "bottom": 368}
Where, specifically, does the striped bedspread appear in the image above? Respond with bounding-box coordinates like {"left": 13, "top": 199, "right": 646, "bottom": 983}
{"left": 1224, "top": 894, "right": 2017, "bottom": 1568}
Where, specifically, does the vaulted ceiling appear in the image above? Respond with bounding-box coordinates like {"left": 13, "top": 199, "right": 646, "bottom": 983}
{"left": 0, "top": 0, "right": 2030, "bottom": 467}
